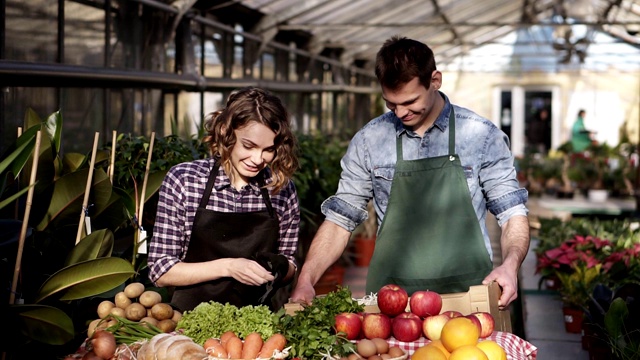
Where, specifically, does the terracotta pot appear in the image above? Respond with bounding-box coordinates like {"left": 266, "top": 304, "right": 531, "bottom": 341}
{"left": 562, "top": 306, "right": 584, "bottom": 334}
{"left": 353, "top": 236, "right": 376, "bottom": 267}
{"left": 544, "top": 274, "right": 562, "bottom": 291}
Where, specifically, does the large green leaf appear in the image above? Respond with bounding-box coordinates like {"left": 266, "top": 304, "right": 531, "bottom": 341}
{"left": 44, "top": 110, "right": 63, "bottom": 157}
{"left": 0, "top": 182, "right": 35, "bottom": 211}
{"left": 62, "top": 152, "right": 87, "bottom": 173}
{"left": 144, "top": 170, "right": 168, "bottom": 202}
{"left": 9, "top": 304, "right": 74, "bottom": 345}
{"left": 35, "top": 168, "right": 89, "bottom": 231}
{"left": 0, "top": 128, "right": 37, "bottom": 176}
{"left": 64, "top": 229, "right": 114, "bottom": 266}
{"left": 35, "top": 257, "right": 135, "bottom": 303}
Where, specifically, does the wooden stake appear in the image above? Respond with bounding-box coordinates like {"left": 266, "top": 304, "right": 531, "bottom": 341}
{"left": 76, "top": 132, "right": 100, "bottom": 245}
{"left": 10, "top": 131, "right": 42, "bottom": 305}
{"left": 138, "top": 132, "right": 155, "bottom": 224}
{"left": 109, "top": 130, "right": 117, "bottom": 184}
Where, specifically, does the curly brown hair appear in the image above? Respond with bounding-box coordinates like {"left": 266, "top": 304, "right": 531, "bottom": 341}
{"left": 203, "top": 87, "right": 299, "bottom": 193}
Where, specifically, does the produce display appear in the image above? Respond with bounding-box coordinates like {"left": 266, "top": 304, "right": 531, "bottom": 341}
{"left": 64, "top": 282, "right": 534, "bottom": 360}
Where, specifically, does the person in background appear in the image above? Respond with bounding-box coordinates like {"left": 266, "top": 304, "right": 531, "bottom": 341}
{"left": 290, "top": 36, "right": 530, "bottom": 308}
{"left": 527, "top": 108, "right": 551, "bottom": 154}
{"left": 571, "top": 109, "right": 596, "bottom": 152}
{"left": 148, "top": 87, "right": 300, "bottom": 312}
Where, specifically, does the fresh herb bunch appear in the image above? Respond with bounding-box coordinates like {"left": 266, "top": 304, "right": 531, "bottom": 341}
{"left": 274, "top": 286, "right": 365, "bottom": 359}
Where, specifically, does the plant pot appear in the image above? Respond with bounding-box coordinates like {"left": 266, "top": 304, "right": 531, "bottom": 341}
{"left": 543, "top": 274, "right": 562, "bottom": 291}
{"left": 588, "top": 189, "right": 608, "bottom": 203}
{"left": 562, "top": 306, "right": 584, "bottom": 334}
{"left": 353, "top": 235, "right": 376, "bottom": 267}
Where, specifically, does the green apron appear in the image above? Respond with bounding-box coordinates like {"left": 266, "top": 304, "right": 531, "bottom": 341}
{"left": 365, "top": 109, "right": 493, "bottom": 295}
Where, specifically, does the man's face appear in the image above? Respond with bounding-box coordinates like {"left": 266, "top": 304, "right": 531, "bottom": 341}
{"left": 381, "top": 73, "right": 442, "bottom": 136}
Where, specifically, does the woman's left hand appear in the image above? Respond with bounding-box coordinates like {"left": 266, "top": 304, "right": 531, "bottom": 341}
{"left": 227, "top": 258, "right": 275, "bottom": 285}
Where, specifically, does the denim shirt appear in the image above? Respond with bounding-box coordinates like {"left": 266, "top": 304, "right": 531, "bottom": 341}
{"left": 321, "top": 92, "right": 528, "bottom": 258}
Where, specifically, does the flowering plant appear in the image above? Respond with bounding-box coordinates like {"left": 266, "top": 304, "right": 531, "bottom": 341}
{"left": 535, "top": 235, "right": 613, "bottom": 278}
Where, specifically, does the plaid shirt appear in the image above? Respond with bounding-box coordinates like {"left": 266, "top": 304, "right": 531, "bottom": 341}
{"left": 148, "top": 158, "right": 300, "bottom": 284}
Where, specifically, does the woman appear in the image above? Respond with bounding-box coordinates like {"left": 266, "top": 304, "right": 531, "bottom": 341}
{"left": 148, "top": 87, "right": 300, "bottom": 312}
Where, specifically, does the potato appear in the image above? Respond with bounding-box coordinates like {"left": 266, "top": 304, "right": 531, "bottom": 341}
{"left": 114, "top": 291, "right": 132, "bottom": 309}
{"left": 109, "top": 306, "right": 126, "bottom": 318}
{"left": 125, "top": 302, "right": 147, "bottom": 321}
{"left": 171, "top": 310, "right": 182, "bottom": 323}
{"left": 97, "top": 300, "right": 115, "bottom": 319}
{"left": 87, "top": 319, "right": 103, "bottom": 337}
{"left": 140, "top": 316, "right": 159, "bottom": 328}
{"left": 139, "top": 290, "right": 162, "bottom": 308}
{"left": 151, "top": 303, "right": 174, "bottom": 321}
{"left": 157, "top": 319, "right": 177, "bottom": 333}
{"left": 124, "top": 282, "right": 145, "bottom": 299}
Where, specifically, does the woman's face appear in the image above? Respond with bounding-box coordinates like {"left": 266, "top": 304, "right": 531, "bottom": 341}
{"left": 229, "top": 121, "right": 276, "bottom": 187}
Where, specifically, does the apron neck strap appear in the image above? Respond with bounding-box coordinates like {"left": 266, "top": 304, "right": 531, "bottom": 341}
{"left": 200, "top": 159, "right": 275, "bottom": 218}
{"left": 396, "top": 107, "right": 456, "bottom": 160}
{"left": 448, "top": 107, "right": 455, "bottom": 156}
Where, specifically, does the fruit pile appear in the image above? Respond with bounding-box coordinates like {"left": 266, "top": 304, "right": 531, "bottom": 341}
{"left": 333, "top": 284, "right": 507, "bottom": 360}
{"left": 88, "top": 282, "right": 182, "bottom": 337}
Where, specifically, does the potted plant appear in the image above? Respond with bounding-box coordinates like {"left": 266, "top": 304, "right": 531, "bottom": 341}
{"left": 556, "top": 263, "right": 605, "bottom": 333}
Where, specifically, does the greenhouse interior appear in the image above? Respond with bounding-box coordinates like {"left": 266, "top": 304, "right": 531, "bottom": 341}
{"left": 2, "top": 0, "right": 640, "bottom": 359}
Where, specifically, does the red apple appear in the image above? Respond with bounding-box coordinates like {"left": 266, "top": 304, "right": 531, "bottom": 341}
{"left": 391, "top": 312, "right": 423, "bottom": 342}
{"left": 464, "top": 314, "right": 483, "bottom": 333}
{"left": 441, "top": 310, "right": 463, "bottom": 318}
{"left": 422, "top": 313, "right": 450, "bottom": 341}
{"left": 362, "top": 313, "right": 392, "bottom": 340}
{"left": 377, "top": 284, "right": 408, "bottom": 317}
{"left": 334, "top": 312, "right": 362, "bottom": 340}
{"left": 470, "top": 311, "right": 496, "bottom": 338}
{"left": 409, "top": 290, "right": 442, "bottom": 318}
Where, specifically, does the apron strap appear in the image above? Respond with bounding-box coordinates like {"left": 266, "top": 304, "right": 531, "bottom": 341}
{"left": 199, "top": 159, "right": 275, "bottom": 218}
{"left": 256, "top": 172, "right": 275, "bottom": 218}
{"left": 199, "top": 159, "right": 220, "bottom": 209}
{"left": 448, "top": 107, "right": 455, "bottom": 156}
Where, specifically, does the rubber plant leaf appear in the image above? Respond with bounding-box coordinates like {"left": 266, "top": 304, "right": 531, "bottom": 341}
{"left": 35, "top": 257, "right": 135, "bottom": 303}
{"left": 144, "top": 170, "right": 168, "bottom": 202}
{"left": 0, "top": 183, "right": 35, "bottom": 211}
{"left": 44, "top": 110, "right": 63, "bottom": 157}
{"left": 64, "top": 228, "right": 114, "bottom": 267}
{"left": 35, "top": 168, "right": 111, "bottom": 231}
{"left": 9, "top": 304, "right": 74, "bottom": 345}
{"left": 0, "top": 126, "right": 37, "bottom": 176}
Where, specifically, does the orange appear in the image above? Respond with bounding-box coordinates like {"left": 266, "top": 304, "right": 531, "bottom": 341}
{"left": 476, "top": 340, "right": 507, "bottom": 360}
{"left": 449, "top": 345, "right": 489, "bottom": 360}
{"left": 411, "top": 344, "right": 448, "bottom": 360}
{"left": 440, "top": 317, "right": 480, "bottom": 352}
{"left": 426, "top": 340, "right": 451, "bottom": 359}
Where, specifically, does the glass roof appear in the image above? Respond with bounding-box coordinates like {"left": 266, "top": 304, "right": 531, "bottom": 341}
{"left": 238, "top": 0, "right": 640, "bottom": 72}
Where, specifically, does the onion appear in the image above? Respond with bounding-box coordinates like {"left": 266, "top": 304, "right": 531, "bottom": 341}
{"left": 91, "top": 329, "right": 117, "bottom": 359}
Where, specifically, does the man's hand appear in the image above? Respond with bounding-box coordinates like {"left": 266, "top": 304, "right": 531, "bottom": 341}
{"left": 289, "top": 281, "right": 316, "bottom": 304}
{"left": 482, "top": 264, "right": 518, "bottom": 308}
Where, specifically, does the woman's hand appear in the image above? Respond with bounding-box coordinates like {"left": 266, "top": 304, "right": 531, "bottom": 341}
{"left": 227, "top": 258, "right": 275, "bottom": 286}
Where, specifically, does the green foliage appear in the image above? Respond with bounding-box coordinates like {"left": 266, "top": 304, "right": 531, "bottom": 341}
{"left": 557, "top": 263, "right": 604, "bottom": 309}
{"left": 604, "top": 298, "right": 640, "bottom": 360}
{"left": 273, "top": 286, "right": 364, "bottom": 359}
{"left": 293, "top": 133, "right": 349, "bottom": 234}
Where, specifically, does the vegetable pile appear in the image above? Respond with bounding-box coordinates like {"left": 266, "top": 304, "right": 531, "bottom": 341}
{"left": 273, "top": 286, "right": 365, "bottom": 359}
{"left": 177, "top": 302, "right": 277, "bottom": 345}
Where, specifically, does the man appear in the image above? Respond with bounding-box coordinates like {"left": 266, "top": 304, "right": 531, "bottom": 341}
{"left": 290, "top": 36, "right": 530, "bottom": 308}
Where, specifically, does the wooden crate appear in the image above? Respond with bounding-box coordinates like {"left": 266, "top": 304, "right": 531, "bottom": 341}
{"left": 284, "top": 281, "right": 512, "bottom": 332}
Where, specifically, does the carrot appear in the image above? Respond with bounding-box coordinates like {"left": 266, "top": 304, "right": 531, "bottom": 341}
{"left": 241, "top": 332, "right": 263, "bottom": 359}
{"left": 220, "top": 330, "right": 237, "bottom": 345}
{"left": 225, "top": 335, "right": 243, "bottom": 359}
{"left": 256, "top": 334, "right": 286, "bottom": 359}
{"left": 204, "top": 338, "right": 228, "bottom": 358}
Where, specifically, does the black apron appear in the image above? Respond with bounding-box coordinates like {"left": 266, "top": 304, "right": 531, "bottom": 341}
{"left": 365, "top": 109, "right": 493, "bottom": 295}
{"left": 171, "top": 161, "right": 280, "bottom": 311}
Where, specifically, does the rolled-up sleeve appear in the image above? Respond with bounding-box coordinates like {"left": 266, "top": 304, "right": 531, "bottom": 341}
{"left": 321, "top": 132, "right": 371, "bottom": 232}
{"left": 481, "top": 127, "right": 529, "bottom": 226}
